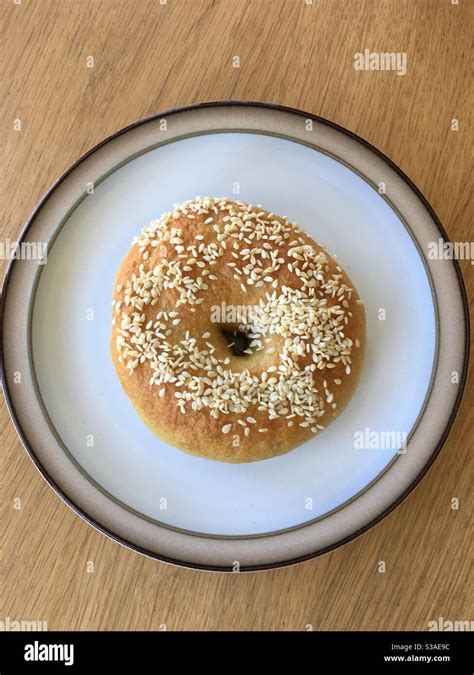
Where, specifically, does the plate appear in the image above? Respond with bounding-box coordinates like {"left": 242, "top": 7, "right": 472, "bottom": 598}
{"left": 1, "top": 102, "right": 468, "bottom": 570}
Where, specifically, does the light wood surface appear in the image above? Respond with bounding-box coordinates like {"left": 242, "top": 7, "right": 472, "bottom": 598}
{"left": 1, "top": 0, "right": 472, "bottom": 631}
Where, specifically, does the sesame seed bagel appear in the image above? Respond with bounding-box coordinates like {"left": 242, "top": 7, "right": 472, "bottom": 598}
{"left": 111, "top": 197, "right": 365, "bottom": 463}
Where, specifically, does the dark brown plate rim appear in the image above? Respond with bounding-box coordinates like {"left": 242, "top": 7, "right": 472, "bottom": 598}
{"left": 0, "top": 101, "right": 469, "bottom": 571}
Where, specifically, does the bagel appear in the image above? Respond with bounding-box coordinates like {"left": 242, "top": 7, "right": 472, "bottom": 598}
{"left": 111, "top": 197, "right": 366, "bottom": 463}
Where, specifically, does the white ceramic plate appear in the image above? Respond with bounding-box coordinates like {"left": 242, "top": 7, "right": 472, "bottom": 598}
{"left": 1, "top": 103, "right": 468, "bottom": 570}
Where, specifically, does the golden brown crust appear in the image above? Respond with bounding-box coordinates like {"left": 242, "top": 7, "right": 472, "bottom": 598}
{"left": 111, "top": 198, "right": 366, "bottom": 462}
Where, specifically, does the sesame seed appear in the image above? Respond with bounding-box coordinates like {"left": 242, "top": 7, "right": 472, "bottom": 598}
{"left": 113, "top": 197, "right": 361, "bottom": 439}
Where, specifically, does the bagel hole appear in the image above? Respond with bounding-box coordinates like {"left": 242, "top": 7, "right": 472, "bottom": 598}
{"left": 221, "top": 326, "right": 252, "bottom": 357}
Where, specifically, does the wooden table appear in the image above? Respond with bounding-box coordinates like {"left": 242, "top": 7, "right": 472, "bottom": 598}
{"left": 1, "top": 0, "right": 472, "bottom": 631}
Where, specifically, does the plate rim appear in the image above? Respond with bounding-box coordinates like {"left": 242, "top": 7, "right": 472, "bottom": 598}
{"left": 0, "top": 100, "right": 470, "bottom": 571}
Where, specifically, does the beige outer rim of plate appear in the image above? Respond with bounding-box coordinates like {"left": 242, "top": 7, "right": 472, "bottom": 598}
{"left": 0, "top": 102, "right": 469, "bottom": 571}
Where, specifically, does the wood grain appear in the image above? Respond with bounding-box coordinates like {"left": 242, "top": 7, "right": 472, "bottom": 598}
{"left": 1, "top": 0, "right": 472, "bottom": 631}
